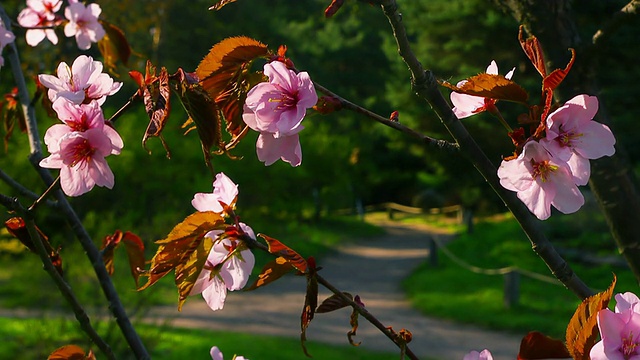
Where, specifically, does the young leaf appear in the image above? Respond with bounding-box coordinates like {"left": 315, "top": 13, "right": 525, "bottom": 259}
{"left": 47, "top": 344, "right": 95, "bottom": 360}
{"left": 97, "top": 20, "right": 131, "bottom": 73}
{"left": 517, "top": 331, "right": 571, "bottom": 360}
{"left": 101, "top": 230, "right": 146, "bottom": 287}
{"left": 348, "top": 306, "right": 361, "bottom": 346}
{"left": 1, "top": 87, "right": 26, "bottom": 153}
{"left": 245, "top": 256, "right": 294, "bottom": 291}
{"left": 209, "top": 0, "right": 238, "bottom": 10}
{"left": 300, "top": 260, "right": 318, "bottom": 358}
{"left": 440, "top": 73, "right": 529, "bottom": 104}
{"left": 566, "top": 274, "right": 617, "bottom": 360}
{"left": 543, "top": 49, "right": 576, "bottom": 92}
{"left": 5, "top": 217, "right": 63, "bottom": 276}
{"left": 259, "top": 234, "right": 308, "bottom": 273}
{"left": 196, "top": 36, "right": 268, "bottom": 82}
{"left": 170, "top": 68, "right": 223, "bottom": 173}
{"left": 142, "top": 66, "right": 172, "bottom": 156}
{"left": 139, "top": 211, "right": 225, "bottom": 291}
{"left": 316, "top": 292, "right": 354, "bottom": 313}
{"left": 175, "top": 235, "right": 214, "bottom": 310}
{"left": 518, "top": 26, "right": 547, "bottom": 78}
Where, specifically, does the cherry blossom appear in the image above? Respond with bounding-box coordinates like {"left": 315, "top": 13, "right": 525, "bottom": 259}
{"left": 38, "top": 55, "right": 122, "bottom": 105}
{"left": 242, "top": 60, "right": 317, "bottom": 166}
{"left": 192, "top": 172, "right": 239, "bottom": 215}
{"left": 63, "top": 2, "right": 105, "bottom": 50}
{"left": 0, "top": 23, "right": 16, "bottom": 67}
{"left": 17, "top": 0, "right": 62, "bottom": 47}
{"left": 210, "top": 346, "right": 247, "bottom": 360}
{"left": 498, "top": 141, "right": 584, "bottom": 220}
{"left": 616, "top": 292, "right": 640, "bottom": 314}
{"left": 39, "top": 98, "right": 123, "bottom": 197}
{"left": 540, "top": 94, "right": 615, "bottom": 185}
{"left": 190, "top": 224, "right": 256, "bottom": 311}
{"left": 591, "top": 308, "right": 640, "bottom": 360}
{"left": 463, "top": 349, "right": 493, "bottom": 360}
{"left": 450, "top": 60, "right": 515, "bottom": 119}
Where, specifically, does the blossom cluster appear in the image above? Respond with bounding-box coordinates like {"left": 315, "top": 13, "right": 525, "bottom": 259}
{"left": 242, "top": 61, "right": 318, "bottom": 167}
{"left": 17, "top": 0, "right": 105, "bottom": 50}
{"left": 38, "top": 55, "right": 123, "bottom": 197}
{"left": 190, "top": 173, "right": 256, "bottom": 311}
{"left": 451, "top": 61, "right": 616, "bottom": 220}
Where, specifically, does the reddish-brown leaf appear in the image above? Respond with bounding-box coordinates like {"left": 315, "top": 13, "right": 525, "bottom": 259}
{"left": 259, "top": 234, "right": 308, "bottom": 273}
{"left": 441, "top": 73, "right": 529, "bottom": 104}
{"left": 518, "top": 331, "right": 571, "bottom": 359}
{"left": 175, "top": 234, "right": 214, "bottom": 310}
{"left": 325, "top": 0, "right": 345, "bottom": 17}
{"left": 47, "top": 345, "right": 94, "bottom": 360}
{"left": 245, "top": 257, "right": 294, "bottom": 291}
{"left": 138, "top": 212, "right": 225, "bottom": 291}
{"left": 5, "top": 217, "right": 62, "bottom": 276}
{"left": 1, "top": 87, "right": 26, "bottom": 153}
{"left": 142, "top": 66, "right": 172, "bottom": 156}
{"left": 316, "top": 292, "right": 353, "bottom": 313}
{"left": 566, "top": 275, "right": 617, "bottom": 360}
{"left": 519, "top": 26, "right": 547, "bottom": 78}
{"left": 101, "top": 230, "right": 146, "bottom": 287}
{"left": 196, "top": 36, "right": 268, "bottom": 82}
{"left": 208, "top": 0, "right": 238, "bottom": 10}
{"left": 97, "top": 20, "right": 131, "bottom": 72}
{"left": 543, "top": 49, "right": 576, "bottom": 92}
{"left": 348, "top": 306, "right": 361, "bottom": 346}
{"left": 300, "top": 265, "right": 318, "bottom": 358}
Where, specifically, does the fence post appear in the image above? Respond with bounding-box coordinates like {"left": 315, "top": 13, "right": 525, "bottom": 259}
{"left": 387, "top": 206, "right": 394, "bottom": 220}
{"left": 503, "top": 269, "right": 520, "bottom": 308}
{"left": 427, "top": 236, "right": 438, "bottom": 267}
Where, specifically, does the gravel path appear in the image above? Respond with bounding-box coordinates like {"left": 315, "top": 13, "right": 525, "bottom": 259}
{"left": 148, "top": 218, "right": 523, "bottom": 360}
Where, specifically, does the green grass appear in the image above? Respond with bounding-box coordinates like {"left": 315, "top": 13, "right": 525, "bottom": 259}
{"left": 403, "top": 213, "right": 638, "bottom": 339}
{"left": 0, "top": 317, "right": 401, "bottom": 360}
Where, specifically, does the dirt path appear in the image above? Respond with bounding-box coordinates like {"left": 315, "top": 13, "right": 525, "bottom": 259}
{"left": 148, "top": 218, "right": 523, "bottom": 360}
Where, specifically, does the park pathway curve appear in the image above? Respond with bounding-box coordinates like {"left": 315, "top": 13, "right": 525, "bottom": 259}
{"left": 148, "top": 216, "right": 523, "bottom": 360}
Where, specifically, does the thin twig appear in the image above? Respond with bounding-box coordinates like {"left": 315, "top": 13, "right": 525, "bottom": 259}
{"left": 0, "top": 194, "right": 116, "bottom": 360}
{"left": 28, "top": 175, "right": 60, "bottom": 212}
{"left": 314, "top": 83, "right": 459, "bottom": 152}
{"left": 107, "top": 94, "right": 140, "bottom": 125}
{"left": 0, "top": 167, "right": 58, "bottom": 207}
{"left": 379, "top": 0, "right": 593, "bottom": 299}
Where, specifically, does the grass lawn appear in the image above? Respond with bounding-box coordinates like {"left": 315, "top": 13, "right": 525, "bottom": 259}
{"left": 0, "top": 317, "right": 401, "bottom": 359}
{"left": 403, "top": 212, "right": 637, "bottom": 339}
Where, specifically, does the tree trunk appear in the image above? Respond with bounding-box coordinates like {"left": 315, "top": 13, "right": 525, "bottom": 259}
{"left": 494, "top": 0, "right": 640, "bottom": 283}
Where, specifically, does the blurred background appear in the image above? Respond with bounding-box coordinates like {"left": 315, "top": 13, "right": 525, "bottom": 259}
{"left": 0, "top": 0, "right": 638, "bottom": 357}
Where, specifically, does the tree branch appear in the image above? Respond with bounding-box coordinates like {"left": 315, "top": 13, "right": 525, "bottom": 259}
{"left": 0, "top": 194, "right": 115, "bottom": 359}
{"left": 0, "top": 167, "right": 58, "bottom": 208}
{"left": 314, "top": 83, "right": 459, "bottom": 152}
{"left": 379, "top": 0, "right": 593, "bottom": 299}
{"left": 0, "top": 5, "right": 150, "bottom": 358}
{"left": 592, "top": 0, "right": 640, "bottom": 46}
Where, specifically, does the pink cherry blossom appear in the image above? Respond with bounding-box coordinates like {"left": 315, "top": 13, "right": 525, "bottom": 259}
{"left": 450, "top": 60, "right": 515, "bottom": 119}
{"left": 0, "top": 23, "right": 16, "bottom": 67}
{"left": 45, "top": 98, "right": 123, "bottom": 155}
{"left": 192, "top": 172, "right": 239, "bottom": 214}
{"left": 463, "top": 349, "right": 493, "bottom": 360}
{"left": 616, "top": 293, "right": 640, "bottom": 314}
{"left": 498, "top": 141, "right": 584, "bottom": 220}
{"left": 540, "top": 94, "right": 615, "bottom": 186}
{"left": 38, "top": 55, "right": 122, "bottom": 105}
{"left": 210, "top": 346, "right": 247, "bottom": 360}
{"left": 591, "top": 308, "right": 640, "bottom": 360}
{"left": 242, "top": 60, "right": 317, "bottom": 166}
{"left": 255, "top": 131, "right": 302, "bottom": 167}
{"left": 39, "top": 99, "right": 123, "bottom": 197}
{"left": 64, "top": 2, "right": 105, "bottom": 50}
{"left": 190, "top": 224, "right": 256, "bottom": 312}
{"left": 17, "top": 0, "right": 62, "bottom": 47}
